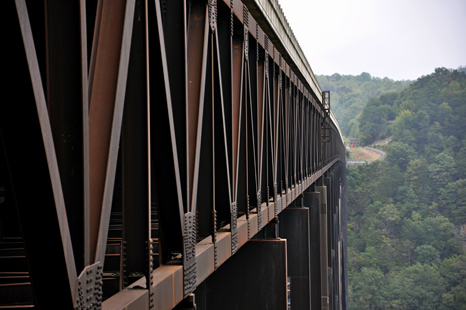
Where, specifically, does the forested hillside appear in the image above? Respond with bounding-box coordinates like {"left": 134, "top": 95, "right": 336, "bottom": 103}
{"left": 346, "top": 68, "right": 466, "bottom": 310}
{"left": 316, "top": 73, "right": 411, "bottom": 138}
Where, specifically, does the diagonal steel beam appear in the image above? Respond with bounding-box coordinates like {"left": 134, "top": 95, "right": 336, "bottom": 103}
{"left": 79, "top": 0, "right": 91, "bottom": 268}
{"left": 188, "top": 4, "right": 210, "bottom": 216}
{"left": 14, "top": 0, "right": 78, "bottom": 301}
{"left": 94, "top": 0, "right": 136, "bottom": 265}
{"left": 88, "top": 0, "right": 128, "bottom": 263}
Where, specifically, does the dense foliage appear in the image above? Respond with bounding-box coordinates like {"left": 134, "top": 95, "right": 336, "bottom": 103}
{"left": 316, "top": 73, "right": 411, "bottom": 138}
{"left": 345, "top": 68, "right": 466, "bottom": 310}
{"left": 359, "top": 68, "right": 466, "bottom": 147}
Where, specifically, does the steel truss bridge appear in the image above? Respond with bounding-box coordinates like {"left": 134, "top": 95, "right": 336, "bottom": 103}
{"left": 1, "top": 0, "right": 347, "bottom": 309}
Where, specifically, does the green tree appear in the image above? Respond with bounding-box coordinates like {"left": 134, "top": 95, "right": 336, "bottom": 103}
{"left": 412, "top": 110, "right": 430, "bottom": 152}
{"left": 421, "top": 216, "right": 455, "bottom": 254}
{"left": 428, "top": 151, "right": 457, "bottom": 191}
{"left": 350, "top": 267, "right": 384, "bottom": 310}
{"left": 378, "top": 203, "right": 400, "bottom": 238}
{"left": 405, "top": 158, "right": 432, "bottom": 205}
{"left": 357, "top": 72, "right": 372, "bottom": 83}
{"left": 415, "top": 244, "right": 441, "bottom": 265}
{"left": 391, "top": 110, "right": 417, "bottom": 146}
{"left": 401, "top": 263, "right": 446, "bottom": 309}
{"left": 425, "top": 122, "right": 446, "bottom": 160}
{"left": 376, "top": 162, "right": 404, "bottom": 201}
{"left": 440, "top": 255, "right": 466, "bottom": 310}
{"left": 455, "top": 139, "right": 466, "bottom": 179}
{"left": 385, "top": 141, "right": 417, "bottom": 170}
{"left": 439, "top": 179, "right": 466, "bottom": 224}
{"left": 438, "top": 102, "right": 455, "bottom": 137}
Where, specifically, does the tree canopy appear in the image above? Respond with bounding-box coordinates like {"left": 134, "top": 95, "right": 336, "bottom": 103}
{"left": 345, "top": 67, "right": 466, "bottom": 310}
{"left": 316, "top": 73, "right": 411, "bottom": 138}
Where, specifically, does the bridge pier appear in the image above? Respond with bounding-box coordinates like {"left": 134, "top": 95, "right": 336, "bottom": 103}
{"left": 306, "top": 190, "right": 323, "bottom": 310}
{"left": 317, "top": 184, "right": 329, "bottom": 310}
{"left": 279, "top": 206, "right": 311, "bottom": 310}
{"left": 194, "top": 239, "right": 288, "bottom": 310}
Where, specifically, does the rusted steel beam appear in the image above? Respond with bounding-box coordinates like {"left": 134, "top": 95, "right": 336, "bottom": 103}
{"left": 88, "top": 0, "right": 128, "bottom": 263}
{"left": 231, "top": 15, "right": 243, "bottom": 206}
{"left": 264, "top": 44, "right": 275, "bottom": 212}
{"left": 184, "top": 2, "right": 211, "bottom": 297}
{"left": 272, "top": 52, "right": 280, "bottom": 216}
{"left": 245, "top": 9, "right": 260, "bottom": 229}
{"left": 79, "top": 0, "right": 91, "bottom": 268}
{"left": 212, "top": 6, "right": 234, "bottom": 243}
{"left": 186, "top": 3, "right": 209, "bottom": 216}
{"left": 94, "top": 0, "right": 136, "bottom": 267}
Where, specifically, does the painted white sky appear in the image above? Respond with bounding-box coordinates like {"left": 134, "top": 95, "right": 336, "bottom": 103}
{"left": 278, "top": 0, "right": 466, "bottom": 81}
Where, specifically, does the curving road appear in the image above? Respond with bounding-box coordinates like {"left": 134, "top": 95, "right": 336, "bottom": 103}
{"left": 346, "top": 146, "right": 386, "bottom": 165}
{"left": 365, "top": 147, "right": 386, "bottom": 161}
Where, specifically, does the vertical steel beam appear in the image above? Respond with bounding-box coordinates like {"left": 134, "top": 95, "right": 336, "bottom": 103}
{"left": 265, "top": 51, "right": 275, "bottom": 210}
{"left": 45, "top": 0, "right": 85, "bottom": 273}
{"left": 196, "top": 34, "right": 215, "bottom": 244}
{"left": 272, "top": 52, "right": 280, "bottom": 216}
{"left": 256, "top": 26, "right": 267, "bottom": 226}
{"left": 88, "top": 1, "right": 125, "bottom": 263}
{"left": 245, "top": 26, "right": 259, "bottom": 229}
{"left": 186, "top": 3, "right": 209, "bottom": 216}
{"left": 148, "top": 0, "right": 184, "bottom": 268}
{"left": 88, "top": 0, "right": 134, "bottom": 263}
{"left": 231, "top": 5, "right": 243, "bottom": 212}
{"left": 161, "top": 0, "right": 187, "bottom": 211}
{"left": 283, "top": 75, "right": 290, "bottom": 195}
{"left": 213, "top": 3, "right": 234, "bottom": 234}
{"left": 185, "top": 2, "right": 211, "bottom": 297}
{"left": 80, "top": 0, "right": 91, "bottom": 268}
{"left": 121, "top": 0, "right": 150, "bottom": 289}
{"left": 94, "top": 0, "right": 136, "bottom": 266}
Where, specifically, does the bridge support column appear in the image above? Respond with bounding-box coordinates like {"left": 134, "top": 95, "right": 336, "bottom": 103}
{"left": 305, "top": 190, "right": 322, "bottom": 310}
{"left": 325, "top": 175, "right": 334, "bottom": 310}
{"left": 279, "top": 206, "right": 311, "bottom": 310}
{"left": 194, "top": 239, "right": 287, "bottom": 310}
{"left": 316, "top": 185, "right": 329, "bottom": 310}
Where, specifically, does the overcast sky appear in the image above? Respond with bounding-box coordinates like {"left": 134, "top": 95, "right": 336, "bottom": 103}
{"left": 278, "top": 0, "right": 466, "bottom": 81}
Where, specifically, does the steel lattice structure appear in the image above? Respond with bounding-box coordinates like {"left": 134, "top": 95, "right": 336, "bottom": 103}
{"left": 1, "top": 0, "right": 347, "bottom": 309}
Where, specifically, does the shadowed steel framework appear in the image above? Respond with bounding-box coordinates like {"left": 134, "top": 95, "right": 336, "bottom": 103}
{"left": 0, "top": 0, "right": 348, "bottom": 309}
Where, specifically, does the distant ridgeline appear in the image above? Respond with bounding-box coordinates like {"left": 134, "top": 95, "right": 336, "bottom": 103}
{"left": 316, "top": 72, "right": 412, "bottom": 139}
{"left": 343, "top": 67, "right": 466, "bottom": 310}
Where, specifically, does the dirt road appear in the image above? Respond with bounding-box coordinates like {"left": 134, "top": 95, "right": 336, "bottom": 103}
{"left": 347, "top": 146, "right": 386, "bottom": 164}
